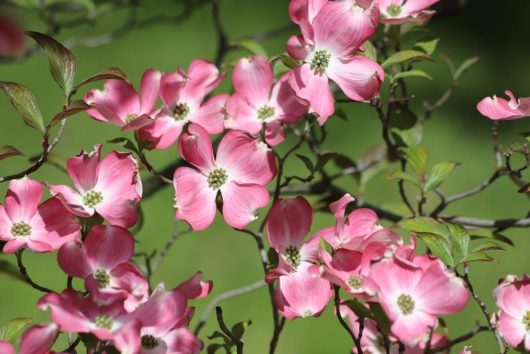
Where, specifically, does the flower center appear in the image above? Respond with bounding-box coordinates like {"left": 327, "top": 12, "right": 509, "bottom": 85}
{"left": 386, "top": 4, "right": 402, "bottom": 17}
{"left": 284, "top": 246, "right": 301, "bottom": 267}
{"left": 397, "top": 294, "right": 415, "bottom": 315}
{"left": 94, "top": 268, "right": 110, "bottom": 288}
{"left": 11, "top": 221, "right": 32, "bottom": 237}
{"left": 207, "top": 168, "right": 228, "bottom": 189}
{"left": 83, "top": 190, "right": 103, "bottom": 208}
{"left": 94, "top": 315, "right": 113, "bottom": 329}
{"left": 173, "top": 102, "right": 190, "bottom": 121}
{"left": 125, "top": 113, "right": 138, "bottom": 123}
{"left": 523, "top": 311, "right": 530, "bottom": 330}
{"left": 347, "top": 276, "right": 362, "bottom": 290}
{"left": 257, "top": 105, "right": 275, "bottom": 120}
{"left": 141, "top": 334, "right": 160, "bottom": 349}
{"left": 310, "top": 50, "right": 331, "bottom": 74}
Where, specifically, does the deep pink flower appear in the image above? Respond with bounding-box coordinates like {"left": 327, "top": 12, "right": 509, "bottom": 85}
{"left": 493, "top": 274, "right": 530, "bottom": 350}
{"left": 49, "top": 145, "right": 142, "bottom": 228}
{"left": 226, "top": 56, "right": 306, "bottom": 145}
{"left": 19, "top": 323, "right": 59, "bottom": 354}
{"left": 365, "top": 254, "right": 469, "bottom": 344}
{"left": 375, "top": 0, "right": 439, "bottom": 24}
{"left": 84, "top": 69, "right": 161, "bottom": 131}
{"left": 139, "top": 59, "right": 227, "bottom": 150}
{"left": 477, "top": 90, "right": 530, "bottom": 120}
{"left": 0, "top": 177, "right": 80, "bottom": 253}
{"left": 287, "top": 0, "right": 383, "bottom": 124}
{"left": 0, "top": 14, "right": 26, "bottom": 58}
{"left": 173, "top": 123, "right": 276, "bottom": 230}
{"left": 58, "top": 225, "right": 147, "bottom": 311}
{"left": 265, "top": 197, "right": 333, "bottom": 319}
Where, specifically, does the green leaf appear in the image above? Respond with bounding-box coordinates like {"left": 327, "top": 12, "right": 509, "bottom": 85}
{"left": 381, "top": 50, "right": 431, "bottom": 69}
{"left": 398, "top": 217, "right": 450, "bottom": 238}
{"left": 315, "top": 153, "right": 336, "bottom": 172}
{"left": 413, "top": 38, "right": 440, "bottom": 56}
{"left": 74, "top": 67, "right": 129, "bottom": 92}
{"left": 423, "top": 162, "right": 460, "bottom": 192}
{"left": 270, "top": 54, "right": 299, "bottom": 69}
{"left": 0, "top": 318, "right": 32, "bottom": 342}
{"left": 470, "top": 229, "right": 514, "bottom": 247}
{"left": 342, "top": 299, "right": 374, "bottom": 320}
{"left": 319, "top": 237, "right": 334, "bottom": 255}
{"left": 295, "top": 154, "right": 314, "bottom": 173}
{"left": 387, "top": 170, "right": 420, "bottom": 186}
{"left": 26, "top": 31, "right": 77, "bottom": 95}
{"left": 416, "top": 232, "right": 454, "bottom": 267}
{"left": 48, "top": 99, "right": 91, "bottom": 128}
{"left": 458, "top": 251, "right": 496, "bottom": 264}
{"left": 472, "top": 241, "right": 504, "bottom": 252}
{"left": 267, "top": 247, "right": 279, "bottom": 268}
{"left": 231, "top": 39, "right": 268, "bottom": 57}
{"left": 446, "top": 223, "right": 470, "bottom": 257}
{"left": 207, "top": 343, "right": 224, "bottom": 354}
{"left": 454, "top": 56, "right": 479, "bottom": 80}
{"left": 399, "top": 147, "right": 428, "bottom": 176}
{"left": 391, "top": 123, "right": 423, "bottom": 147}
{"left": 0, "top": 82, "right": 44, "bottom": 133}
{"left": 231, "top": 320, "right": 252, "bottom": 340}
{"left": 391, "top": 70, "right": 432, "bottom": 83}
{"left": 107, "top": 137, "right": 140, "bottom": 155}
{"left": 0, "top": 145, "right": 23, "bottom": 162}
{"left": 361, "top": 40, "right": 377, "bottom": 61}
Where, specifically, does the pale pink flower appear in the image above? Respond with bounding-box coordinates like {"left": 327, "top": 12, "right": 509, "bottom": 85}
{"left": 477, "top": 90, "right": 530, "bottom": 120}
{"left": 58, "top": 225, "right": 148, "bottom": 311}
{"left": 375, "top": 0, "right": 439, "bottom": 24}
{"left": 493, "top": 274, "right": 530, "bottom": 350}
{"left": 365, "top": 254, "right": 469, "bottom": 344}
{"left": 265, "top": 197, "right": 333, "bottom": 319}
{"left": 139, "top": 59, "right": 227, "bottom": 150}
{"left": 84, "top": 69, "right": 161, "bottom": 131}
{"left": 173, "top": 123, "right": 276, "bottom": 230}
{"left": 287, "top": 0, "right": 383, "bottom": 124}
{"left": 49, "top": 145, "right": 142, "bottom": 228}
{"left": 0, "top": 177, "right": 80, "bottom": 253}
{"left": 0, "top": 14, "right": 26, "bottom": 58}
{"left": 226, "top": 56, "right": 306, "bottom": 145}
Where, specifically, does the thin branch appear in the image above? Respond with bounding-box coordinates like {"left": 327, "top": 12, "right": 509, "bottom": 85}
{"left": 334, "top": 286, "right": 363, "bottom": 354}
{"left": 211, "top": 0, "right": 229, "bottom": 67}
{"left": 426, "top": 325, "right": 489, "bottom": 354}
{"left": 151, "top": 224, "right": 192, "bottom": 272}
{"left": 215, "top": 306, "right": 244, "bottom": 354}
{"left": 194, "top": 279, "right": 266, "bottom": 335}
{"left": 16, "top": 249, "right": 53, "bottom": 293}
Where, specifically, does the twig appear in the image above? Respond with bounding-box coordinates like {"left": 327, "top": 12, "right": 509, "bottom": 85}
{"left": 215, "top": 306, "right": 244, "bottom": 354}
{"left": 194, "top": 279, "right": 266, "bottom": 335}
{"left": 151, "top": 223, "right": 192, "bottom": 272}
{"left": 211, "top": 0, "right": 229, "bottom": 67}
{"left": 426, "top": 325, "right": 489, "bottom": 354}
{"left": 333, "top": 286, "right": 363, "bottom": 354}
{"left": 16, "top": 249, "right": 53, "bottom": 293}
{"left": 62, "top": 336, "right": 81, "bottom": 353}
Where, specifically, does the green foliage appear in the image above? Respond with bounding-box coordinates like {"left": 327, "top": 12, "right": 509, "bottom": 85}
{"left": 381, "top": 50, "right": 431, "bottom": 69}
{"left": 0, "top": 82, "right": 44, "bottom": 133}
{"left": 0, "top": 317, "right": 32, "bottom": 342}
{"left": 0, "top": 145, "right": 23, "bottom": 162}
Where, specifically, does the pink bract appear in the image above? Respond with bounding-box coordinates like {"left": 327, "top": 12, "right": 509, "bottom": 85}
{"left": 49, "top": 145, "right": 142, "bottom": 228}
{"left": 0, "top": 177, "right": 80, "bottom": 253}
{"left": 477, "top": 90, "right": 530, "bottom": 120}
{"left": 173, "top": 123, "right": 276, "bottom": 230}
{"left": 375, "top": 0, "right": 439, "bottom": 24}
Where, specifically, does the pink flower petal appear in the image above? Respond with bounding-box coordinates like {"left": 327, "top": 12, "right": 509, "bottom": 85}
{"left": 270, "top": 73, "right": 307, "bottom": 124}
{"left": 121, "top": 114, "right": 155, "bottom": 132}
{"left": 19, "top": 323, "right": 58, "bottom": 354}
{"left": 139, "top": 114, "right": 185, "bottom": 150}
{"left": 266, "top": 197, "right": 312, "bottom": 251}
{"left": 48, "top": 184, "right": 92, "bottom": 217}
{"left": 220, "top": 182, "right": 269, "bottom": 229}
{"left": 5, "top": 177, "right": 43, "bottom": 222}
{"left": 0, "top": 342, "right": 13, "bottom": 354}
{"left": 84, "top": 225, "right": 135, "bottom": 269}
{"left": 216, "top": 130, "right": 277, "bottom": 185}
{"left": 477, "top": 90, "right": 530, "bottom": 120}
{"left": 139, "top": 69, "right": 161, "bottom": 115}
{"left": 84, "top": 79, "right": 140, "bottom": 125}
{"left": 391, "top": 310, "right": 437, "bottom": 343}
{"left": 225, "top": 94, "right": 262, "bottom": 135}
{"left": 286, "top": 35, "right": 312, "bottom": 61}
{"left": 179, "top": 123, "right": 217, "bottom": 174}
{"left": 328, "top": 55, "right": 384, "bottom": 102}
{"left": 113, "top": 319, "right": 142, "bottom": 354}
{"left": 233, "top": 56, "right": 273, "bottom": 106}
{"left": 173, "top": 167, "right": 217, "bottom": 231}
{"left": 190, "top": 94, "right": 228, "bottom": 135}
{"left": 181, "top": 58, "right": 224, "bottom": 104}
{"left": 176, "top": 271, "right": 213, "bottom": 300}
{"left": 58, "top": 240, "right": 92, "bottom": 278}
{"left": 37, "top": 290, "right": 93, "bottom": 333}
{"left": 289, "top": 65, "right": 334, "bottom": 124}
{"left": 160, "top": 71, "right": 185, "bottom": 106}
{"left": 498, "top": 312, "right": 526, "bottom": 349}
{"left": 66, "top": 145, "right": 101, "bottom": 193}
{"left": 289, "top": 0, "right": 327, "bottom": 25}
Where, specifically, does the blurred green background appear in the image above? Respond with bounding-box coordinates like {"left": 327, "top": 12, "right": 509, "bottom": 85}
{"left": 1, "top": 0, "right": 530, "bottom": 352}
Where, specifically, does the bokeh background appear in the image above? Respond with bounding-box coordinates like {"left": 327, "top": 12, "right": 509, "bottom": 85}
{"left": 1, "top": 0, "right": 530, "bottom": 352}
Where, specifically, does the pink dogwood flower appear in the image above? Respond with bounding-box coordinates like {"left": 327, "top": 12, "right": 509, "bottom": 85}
{"left": 139, "top": 59, "right": 227, "bottom": 150}
{"left": 365, "top": 253, "right": 469, "bottom": 344}
{"left": 226, "top": 56, "right": 306, "bottom": 145}
{"left": 493, "top": 274, "right": 530, "bottom": 350}
{"left": 0, "top": 177, "right": 80, "bottom": 253}
{"left": 375, "top": 0, "right": 439, "bottom": 24}
{"left": 287, "top": 0, "right": 383, "bottom": 124}
{"left": 58, "top": 225, "right": 148, "bottom": 311}
{"left": 477, "top": 90, "right": 530, "bottom": 120}
{"left": 265, "top": 197, "right": 333, "bottom": 319}
{"left": 0, "top": 323, "right": 58, "bottom": 354}
{"left": 84, "top": 69, "right": 161, "bottom": 131}
{"left": 49, "top": 145, "right": 142, "bottom": 228}
{"left": 173, "top": 123, "right": 276, "bottom": 230}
